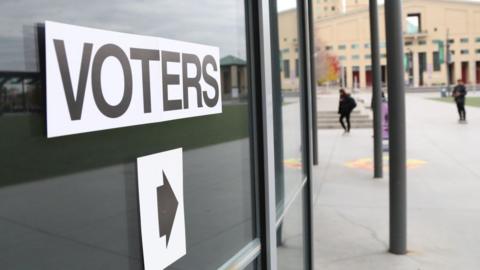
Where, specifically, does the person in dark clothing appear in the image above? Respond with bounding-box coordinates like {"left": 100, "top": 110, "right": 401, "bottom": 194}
{"left": 338, "top": 89, "right": 357, "bottom": 132}
{"left": 452, "top": 79, "right": 467, "bottom": 122}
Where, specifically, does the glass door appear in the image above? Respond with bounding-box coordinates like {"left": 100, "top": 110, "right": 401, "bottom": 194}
{"left": 0, "top": 1, "right": 258, "bottom": 269}
{"left": 272, "top": 0, "right": 311, "bottom": 269}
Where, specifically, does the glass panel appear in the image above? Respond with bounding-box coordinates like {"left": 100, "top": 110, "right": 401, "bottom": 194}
{"left": 244, "top": 259, "right": 258, "bottom": 270}
{"left": 0, "top": 0, "right": 254, "bottom": 269}
{"left": 277, "top": 189, "right": 306, "bottom": 270}
{"left": 275, "top": 0, "right": 305, "bottom": 214}
{"left": 275, "top": 1, "right": 307, "bottom": 269}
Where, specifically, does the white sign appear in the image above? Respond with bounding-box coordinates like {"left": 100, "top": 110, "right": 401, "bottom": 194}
{"left": 45, "top": 21, "right": 222, "bottom": 137}
{"left": 137, "top": 148, "right": 186, "bottom": 270}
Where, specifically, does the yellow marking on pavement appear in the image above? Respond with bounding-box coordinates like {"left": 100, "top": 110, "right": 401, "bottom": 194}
{"left": 284, "top": 159, "right": 303, "bottom": 169}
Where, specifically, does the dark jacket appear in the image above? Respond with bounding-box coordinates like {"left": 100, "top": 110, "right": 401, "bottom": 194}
{"left": 452, "top": 84, "right": 467, "bottom": 103}
{"left": 338, "top": 94, "right": 356, "bottom": 115}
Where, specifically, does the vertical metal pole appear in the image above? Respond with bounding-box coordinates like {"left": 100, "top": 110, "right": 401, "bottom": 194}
{"left": 446, "top": 29, "right": 451, "bottom": 93}
{"left": 385, "top": 0, "right": 407, "bottom": 255}
{"left": 299, "top": 1, "right": 314, "bottom": 268}
{"left": 341, "top": 64, "right": 344, "bottom": 88}
{"left": 257, "top": 0, "right": 278, "bottom": 267}
{"left": 309, "top": 5, "right": 319, "bottom": 166}
{"left": 369, "top": 0, "right": 383, "bottom": 179}
{"left": 268, "top": 0, "right": 285, "bottom": 247}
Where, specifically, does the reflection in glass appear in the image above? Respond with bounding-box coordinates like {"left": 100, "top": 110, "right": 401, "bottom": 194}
{"left": 0, "top": 0, "right": 255, "bottom": 269}
{"left": 275, "top": 0, "right": 305, "bottom": 211}
{"left": 274, "top": 1, "right": 307, "bottom": 269}
{"left": 221, "top": 55, "right": 248, "bottom": 101}
{"left": 0, "top": 72, "right": 41, "bottom": 114}
{"left": 277, "top": 194, "right": 306, "bottom": 270}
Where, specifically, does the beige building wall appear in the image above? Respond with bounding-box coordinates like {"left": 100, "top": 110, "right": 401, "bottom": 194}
{"left": 315, "top": 5, "right": 386, "bottom": 89}
{"left": 313, "top": 0, "right": 342, "bottom": 20}
{"left": 312, "top": 0, "right": 368, "bottom": 20}
{"left": 278, "top": 9, "right": 300, "bottom": 91}
{"left": 286, "top": 0, "right": 480, "bottom": 90}
{"left": 345, "top": 0, "right": 369, "bottom": 12}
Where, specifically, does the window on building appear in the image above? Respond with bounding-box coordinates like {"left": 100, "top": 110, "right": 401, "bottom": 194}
{"left": 461, "top": 49, "right": 469, "bottom": 55}
{"left": 418, "top": 40, "right": 427, "bottom": 45}
{"left": 365, "top": 43, "right": 370, "bottom": 48}
{"left": 339, "top": 56, "right": 346, "bottom": 61}
{"left": 338, "top": 44, "right": 346, "bottom": 50}
{"left": 448, "top": 39, "right": 455, "bottom": 44}
{"left": 405, "top": 41, "right": 413, "bottom": 46}
{"left": 283, "top": 59, "right": 290, "bottom": 78}
{"left": 365, "top": 54, "right": 371, "bottom": 59}
{"left": 381, "top": 53, "right": 387, "bottom": 58}
{"left": 380, "top": 42, "right": 386, "bottom": 48}
{"left": 476, "top": 37, "right": 480, "bottom": 43}
{"left": 325, "top": 46, "right": 333, "bottom": 51}
{"left": 406, "top": 13, "right": 421, "bottom": 34}
{"left": 352, "top": 55, "right": 360, "bottom": 60}
{"left": 433, "top": 51, "right": 441, "bottom": 71}
{"left": 331, "top": 6, "right": 335, "bottom": 11}
{"left": 476, "top": 49, "right": 480, "bottom": 54}
{"left": 351, "top": 43, "right": 359, "bottom": 49}
{"left": 460, "top": 38, "right": 469, "bottom": 43}
{"left": 295, "top": 58, "right": 299, "bottom": 77}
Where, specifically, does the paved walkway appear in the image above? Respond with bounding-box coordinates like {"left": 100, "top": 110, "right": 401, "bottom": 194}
{"left": 312, "top": 92, "right": 480, "bottom": 269}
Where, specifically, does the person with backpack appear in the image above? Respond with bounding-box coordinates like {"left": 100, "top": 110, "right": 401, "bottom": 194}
{"left": 338, "top": 89, "right": 357, "bottom": 133}
{"left": 452, "top": 79, "right": 467, "bottom": 122}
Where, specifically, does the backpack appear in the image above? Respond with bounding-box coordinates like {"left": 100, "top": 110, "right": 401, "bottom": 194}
{"left": 351, "top": 97, "right": 357, "bottom": 110}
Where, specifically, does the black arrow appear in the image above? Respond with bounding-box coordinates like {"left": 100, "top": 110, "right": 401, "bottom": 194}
{"left": 157, "top": 171, "right": 178, "bottom": 247}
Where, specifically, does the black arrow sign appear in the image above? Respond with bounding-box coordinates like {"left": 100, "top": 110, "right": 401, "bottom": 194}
{"left": 157, "top": 171, "right": 178, "bottom": 247}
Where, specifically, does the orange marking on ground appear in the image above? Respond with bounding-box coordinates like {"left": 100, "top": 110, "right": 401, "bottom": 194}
{"left": 284, "top": 159, "right": 303, "bottom": 169}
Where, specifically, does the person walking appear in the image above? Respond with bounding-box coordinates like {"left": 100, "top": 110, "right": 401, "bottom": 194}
{"left": 338, "top": 89, "right": 357, "bottom": 133}
{"left": 452, "top": 79, "right": 467, "bottom": 122}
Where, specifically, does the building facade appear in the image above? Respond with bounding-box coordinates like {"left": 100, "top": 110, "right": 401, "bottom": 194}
{"left": 312, "top": 0, "right": 342, "bottom": 19}
{"left": 220, "top": 55, "right": 248, "bottom": 99}
{"left": 279, "top": 9, "right": 301, "bottom": 91}
{"left": 282, "top": 0, "right": 480, "bottom": 90}
{"left": 312, "top": 0, "right": 369, "bottom": 20}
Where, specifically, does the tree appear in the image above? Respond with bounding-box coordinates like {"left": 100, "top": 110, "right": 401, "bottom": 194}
{"left": 314, "top": 41, "right": 341, "bottom": 85}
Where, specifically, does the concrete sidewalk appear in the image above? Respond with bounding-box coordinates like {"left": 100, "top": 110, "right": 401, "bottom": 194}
{"left": 312, "top": 93, "right": 480, "bottom": 269}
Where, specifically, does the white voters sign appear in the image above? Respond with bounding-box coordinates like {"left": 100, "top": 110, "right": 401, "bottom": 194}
{"left": 45, "top": 21, "right": 221, "bottom": 137}
{"left": 137, "top": 148, "right": 186, "bottom": 270}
